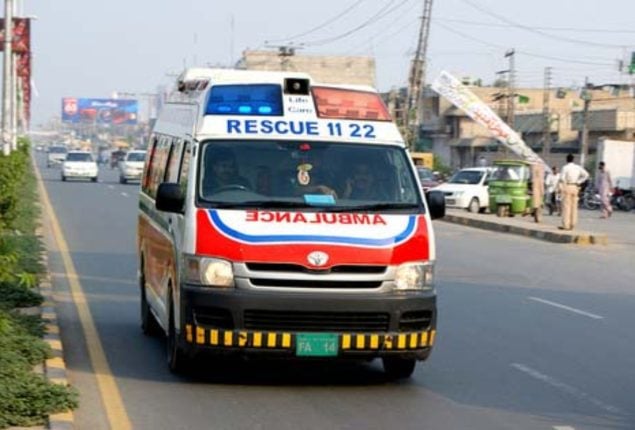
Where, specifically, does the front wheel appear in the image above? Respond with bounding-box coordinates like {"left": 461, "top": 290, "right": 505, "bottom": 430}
{"left": 61, "top": 175, "right": 66, "bottom": 182}
{"left": 140, "top": 267, "right": 161, "bottom": 336}
{"left": 167, "top": 293, "right": 188, "bottom": 373}
{"left": 382, "top": 357, "right": 416, "bottom": 379}
{"left": 467, "top": 197, "right": 480, "bottom": 213}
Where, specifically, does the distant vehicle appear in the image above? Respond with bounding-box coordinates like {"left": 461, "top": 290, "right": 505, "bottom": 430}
{"left": 431, "top": 167, "right": 491, "bottom": 213}
{"left": 47, "top": 145, "right": 68, "bottom": 167}
{"left": 119, "top": 150, "right": 146, "bottom": 184}
{"left": 110, "top": 150, "right": 126, "bottom": 169}
{"left": 416, "top": 167, "right": 440, "bottom": 192}
{"left": 61, "top": 151, "right": 99, "bottom": 182}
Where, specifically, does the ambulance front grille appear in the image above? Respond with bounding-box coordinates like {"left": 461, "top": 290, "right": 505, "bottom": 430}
{"left": 249, "top": 278, "right": 382, "bottom": 289}
{"left": 246, "top": 263, "right": 387, "bottom": 274}
{"left": 244, "top": 310, "right": 390, "bottom": 332}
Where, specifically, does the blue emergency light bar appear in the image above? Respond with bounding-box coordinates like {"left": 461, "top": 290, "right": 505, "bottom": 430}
{"left": 205, "top": 84, "right": 283, "bottom": 116}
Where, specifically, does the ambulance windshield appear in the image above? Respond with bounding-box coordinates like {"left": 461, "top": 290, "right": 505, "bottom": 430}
{"left": 198, "top": 140, "right": 422, "bottom": 211}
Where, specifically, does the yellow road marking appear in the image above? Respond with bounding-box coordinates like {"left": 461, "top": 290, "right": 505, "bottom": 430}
{"left": 34, "top": 158, "right": 132, "bottom": 430}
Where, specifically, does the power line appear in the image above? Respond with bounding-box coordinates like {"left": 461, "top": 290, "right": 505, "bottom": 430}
{"left": 344, "top": 6, "right": 420, "bottom": 54}
{"left": 434, "top": 21, "right": 617, "bottom": 66}
{"left": 436, "top": 16, "right": 635, "bottom": 35}
{"left": 265, "top": 0, "right": 365, "bottom": 44}
{"left": 299, "top": 0, "right": 411, "bottom": 47}
{"left": 457, "top": 0, "right": 630, "bottom": 49}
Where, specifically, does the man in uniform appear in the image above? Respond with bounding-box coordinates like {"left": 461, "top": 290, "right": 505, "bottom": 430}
{"left": 558, "top": 154, "right": 589, "bottom": 230}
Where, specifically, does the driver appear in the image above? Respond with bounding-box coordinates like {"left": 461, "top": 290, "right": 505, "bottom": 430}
{"left": 203, "top": 148, "right": 250, "bottom": 194}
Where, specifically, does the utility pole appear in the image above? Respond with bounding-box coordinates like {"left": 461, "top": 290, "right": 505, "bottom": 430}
{"left": 2, "top": 0, "right": 14, "bottom": 155}
{"left": 505, "top": 49, "right": 516, "bottom": 131}
{"left": 542, "top": 66, "right": 552, "bottom": 162}
{"left": 404, "top": 0, "right": 433, "bottom": 150}
{"left": 580, "top": 76, "right": 591, "bottom": 167}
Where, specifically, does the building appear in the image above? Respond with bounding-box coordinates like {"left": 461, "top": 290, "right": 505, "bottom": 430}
{"left": 238, "top": 50, "right": 376, "bottom": 87}
{"left": 419, "top": 83, "right": 635, "bottom": 169}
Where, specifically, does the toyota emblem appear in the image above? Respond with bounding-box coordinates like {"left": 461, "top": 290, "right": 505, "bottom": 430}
{"left": 307, "top": 251, "right": 329, "bottom": 267}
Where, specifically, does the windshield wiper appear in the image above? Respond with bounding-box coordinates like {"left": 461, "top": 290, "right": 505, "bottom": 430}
{"left": 328, "top": 203, "right": 420, "bottom": 212}
{"left": 204, "top": 200, "right": 312, "bottom": 209}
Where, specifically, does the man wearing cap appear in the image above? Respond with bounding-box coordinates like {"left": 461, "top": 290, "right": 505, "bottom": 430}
{"left": 558, "top": 154, "right": 589, "bottom": 230}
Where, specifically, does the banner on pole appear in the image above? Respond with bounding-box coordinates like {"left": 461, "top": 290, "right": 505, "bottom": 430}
{"left": 431, "top": 71, "right": 548, "bottom": 168}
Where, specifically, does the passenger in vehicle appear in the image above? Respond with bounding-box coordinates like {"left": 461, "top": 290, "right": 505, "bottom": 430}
{"left": 203, "top": 148, "right": 250, "bottom": 194}
{"left": 342, "top": 161, "right": 387, "bottom": 200}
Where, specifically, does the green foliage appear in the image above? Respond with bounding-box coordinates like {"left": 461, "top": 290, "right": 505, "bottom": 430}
{"left": 0, "top": 282, "right": 43, "bottom": 309}
{"left": 0, "top": 139, "right": 78, "bottom": 428}
{"left": 433, "top": 156, "right": 452, "bottom": 177}
{"left": 0, "top": 310, "right": 78, "bottom": 428}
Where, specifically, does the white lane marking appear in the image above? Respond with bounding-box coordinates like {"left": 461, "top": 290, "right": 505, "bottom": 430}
{"left": 121, "top": 192, "right": 128, "bottom": 197}
{"left": 553, "top": 426, "right": 576, "bottom": 430}
{"left": 528, "top": 296, "right": 604, "bottom": 320}
{"left": 108, "top": 185, "right": 115, "bottom": 190}
{"left": 511, "top": 363, "right": 621, "bottom": 414}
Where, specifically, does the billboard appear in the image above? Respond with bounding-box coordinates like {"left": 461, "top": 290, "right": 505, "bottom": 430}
{"left": 62, "top": 98, "right": 139, "bottom": 124}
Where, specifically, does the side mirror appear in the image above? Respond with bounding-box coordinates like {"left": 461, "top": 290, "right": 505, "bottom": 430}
{"left": 156, "top": 183, "right": 184, "bottom": 213}
{"left": 426, "top": 190, "right": 445, "bottom": 220}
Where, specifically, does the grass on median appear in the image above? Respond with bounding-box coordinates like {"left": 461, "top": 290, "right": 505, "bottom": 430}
{"left": 0, "top": 140, "right": 78, "bottom": 429}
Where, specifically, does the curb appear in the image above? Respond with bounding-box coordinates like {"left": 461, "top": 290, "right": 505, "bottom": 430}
{"left": 440, "top": 212, "right": 609, "bottom": 245}
{"left": 36, "top": 227, "right": 75, "bottom": 430}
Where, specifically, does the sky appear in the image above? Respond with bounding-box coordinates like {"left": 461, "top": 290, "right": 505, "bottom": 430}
{"left": 19, "top": 0, "right": 635, "bottom": 126}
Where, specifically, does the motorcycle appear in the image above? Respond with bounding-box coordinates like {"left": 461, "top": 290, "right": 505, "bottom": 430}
{"left": 580, "top": 184, "right": 601, "bottom": 210}
{"left": 611, "top": 187, "right": 635, "bottom": 211}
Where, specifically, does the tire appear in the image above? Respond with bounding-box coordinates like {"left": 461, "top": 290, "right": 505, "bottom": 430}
{"left": 166, "top": 290, "right": 188, "bottom": 373}
{"left": 120, "top": 176, "right": 127, "bottom": 184}
{"left": 140, "top": 264, "right": 161, "bottom": 337}
{"left": 382, "top": 357, "right": 417, "bottom": 379}
{"left": 91, "top": 176, "right": 98, "bottom": 183}
{"left": 61, "top": 175, "right": 66, "bottom": 182}
{"left": 467, "top": 197, "right": 480, "bottom": 213}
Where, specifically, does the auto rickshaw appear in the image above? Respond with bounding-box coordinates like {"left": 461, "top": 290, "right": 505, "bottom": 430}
{"left": 488, "top": 160, "right": 533, "bottom": 217}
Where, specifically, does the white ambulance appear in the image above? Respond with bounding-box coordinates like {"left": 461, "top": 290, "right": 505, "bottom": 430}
{"left": 137, "top": 68, "right": 445, "bottom": 378}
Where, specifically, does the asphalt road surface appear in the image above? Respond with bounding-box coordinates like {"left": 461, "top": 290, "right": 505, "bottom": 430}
{"left": 36, "top": 153, "right": 635, "bottom": 430}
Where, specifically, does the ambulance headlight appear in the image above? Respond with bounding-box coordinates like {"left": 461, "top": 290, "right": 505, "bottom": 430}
{"left": 184, "top": 256, "right": 234, "bottom": 288}
{"left": 394, "top": 262, "right": 434, "bottom": 291}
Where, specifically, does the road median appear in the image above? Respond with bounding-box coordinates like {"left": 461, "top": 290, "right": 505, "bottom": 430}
{"left": 440, "top": 210, "right": 608, "bottom": 245}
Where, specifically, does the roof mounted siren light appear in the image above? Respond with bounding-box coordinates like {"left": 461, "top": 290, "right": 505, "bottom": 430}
{"left": 284, "top": 78, "right": 310, "bottom": 95}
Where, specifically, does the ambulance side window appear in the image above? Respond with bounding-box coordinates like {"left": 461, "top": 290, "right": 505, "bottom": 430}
{"left": 147, "top": 136, "right": 171, "bottom": 199}
{"left": 141, "top": 137, "right": 158, "bottom": 196}
{"left": 165, "top": 138, "right": 183, "bottom": 183}
{"left": 179, "top": 142, "right": 191, "bottom": 194}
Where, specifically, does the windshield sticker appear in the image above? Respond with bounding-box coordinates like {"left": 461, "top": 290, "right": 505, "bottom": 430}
{"left": 297, "top": 163, "right": 312, "bottom": 185}
{"left": 303, "top": 194, "right": 336, "bottom": 206}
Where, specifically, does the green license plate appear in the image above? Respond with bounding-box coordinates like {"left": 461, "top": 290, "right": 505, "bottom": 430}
{"left": 296, "top": 333, "right": 338, "bottom": 357}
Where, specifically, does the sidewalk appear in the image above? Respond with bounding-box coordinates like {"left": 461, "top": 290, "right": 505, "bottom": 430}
{"left": 440, "top": 207, "right": 635, "bottom": 246}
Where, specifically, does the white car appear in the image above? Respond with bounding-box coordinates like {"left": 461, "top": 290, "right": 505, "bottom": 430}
{"left": 47, "top": 145, "right": 68, "bottom": 167}
{"left": 118, "top": 150, "right": 147, "bottom": 184}
{"left": 61, "top": 151, "right": 99, "bottom": 182}
{"left": 431, "top": 167, "right": 492, "bottom": 213}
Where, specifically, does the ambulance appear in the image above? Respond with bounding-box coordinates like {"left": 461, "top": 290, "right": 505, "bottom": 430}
{"left": 137, "top": 68, "right": 445, "bottom": 378}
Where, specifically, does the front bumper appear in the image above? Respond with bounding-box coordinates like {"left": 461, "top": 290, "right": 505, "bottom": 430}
{"left": 121, "top": 171, "right": 143, "bottom": 180}
{"left": 180, "top": 286, "right": 437, "bottom": 360}
{"left": 63, "top": 170, "right": 97, "bottom": 179}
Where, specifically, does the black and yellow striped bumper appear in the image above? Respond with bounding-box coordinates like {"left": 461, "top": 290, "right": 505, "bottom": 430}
{"left": 185, "top": 324, "right": 435, "bottom": 354}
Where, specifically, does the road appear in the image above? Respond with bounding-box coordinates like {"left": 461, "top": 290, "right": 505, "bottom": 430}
{"left": 36, "top": 152, "right": 635, "bottom": 430}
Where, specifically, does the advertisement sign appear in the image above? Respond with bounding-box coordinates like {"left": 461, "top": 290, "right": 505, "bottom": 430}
{"left": 61, "top": 98, "right": 139, "bottom": 124}
{"left": 432, "top": 71, "right": 547, "bottom": 168}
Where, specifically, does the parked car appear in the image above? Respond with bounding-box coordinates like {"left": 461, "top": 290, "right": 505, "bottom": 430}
{"left": 47, "top": 145, "right": 68, "bottom": 167}
{"left": 118, "top": 150, "right": 147, "bottom": 184}
{"left": 431, "top": 167, "right": 491, "bottom": 213}
{"left": 61, "top": 151, "right": 99, "bottom": 182}
{"left": 416, "top": 167, "right": 440, "bottom": 192}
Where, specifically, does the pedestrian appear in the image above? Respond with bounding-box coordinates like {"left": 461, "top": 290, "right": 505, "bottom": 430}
{"left": 558, "top": 154, "right": 590, "bottom": 230}
{"left": 595, "top": 161, "right": 613, "bottom": 219}
{"left": 544, "top": 166, "right": 560, "bottom": 215}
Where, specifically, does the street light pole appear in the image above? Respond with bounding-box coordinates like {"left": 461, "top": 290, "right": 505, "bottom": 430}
{"left": 2, "top": 0, "right": 14, "bottom": 155}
